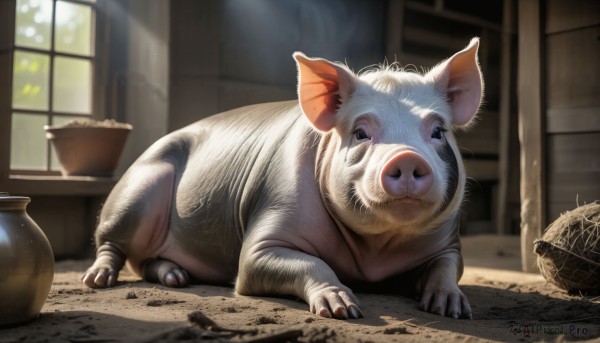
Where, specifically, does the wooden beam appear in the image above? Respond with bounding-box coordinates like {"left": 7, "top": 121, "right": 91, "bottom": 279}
{"left": 385, "top": 0, "right": 405, "bottom": 63}
{"left": 547, "top": 107, "right": 600, "bottom": 134}
{"left": 405, "top": 1, "right": 503, "bottom": 32}
{"left": 3, "top": 175, "right": 116, "bottom": 196}
{"left": 545, "top": 0, "right": 600, "bottom": 34}
{"left": 403, "top": 26, "right": 467, "bottom": 52}
{"left": 496, "top": 0, "right": 517, "bottom": 235}
{"left": 0, "top": 0, "right": 16, "bottom": 183}
{"left": 169, "top": 0, "right": 220, "bottom": 131}
{"left": 518, "top": 0, "right": 545, "bottom": 273}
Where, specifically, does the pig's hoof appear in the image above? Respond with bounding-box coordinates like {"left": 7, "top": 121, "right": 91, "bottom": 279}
{"left": 81, "top": 268, "right": 119, "bottom": 288}
{"left": 309, "top": 287, "right": 363, "bottom": 320}
{"left": 142, "top": 259, "right": 190, "bottom": 287}
{"left": 160, "top": 268, "right": 190, "bottom": 287}
{"left": 419, "top": 287, "right": 472, "bottom": 319}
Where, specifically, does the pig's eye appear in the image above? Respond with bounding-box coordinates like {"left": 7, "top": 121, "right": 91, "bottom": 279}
{"left": 354, "top": 129, "right": 370, "bottom": 141}
{"left": 431, "top": 127, "right": 447, "bottom": 140}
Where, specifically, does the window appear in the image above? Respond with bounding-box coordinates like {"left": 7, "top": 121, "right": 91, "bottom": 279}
{"left": 5, "top": 0, "right": 99, "bottom": 175}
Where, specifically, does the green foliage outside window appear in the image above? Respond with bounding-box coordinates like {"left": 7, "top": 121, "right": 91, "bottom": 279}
{"left": 10, "top": 0, "right": 95, "bottom": 171}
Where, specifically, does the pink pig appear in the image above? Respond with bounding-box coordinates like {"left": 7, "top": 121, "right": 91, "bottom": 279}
{"left": 83, "top": 38, "right": 483, "bottom": 319}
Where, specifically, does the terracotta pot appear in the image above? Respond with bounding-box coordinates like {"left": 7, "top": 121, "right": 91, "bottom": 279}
{"left": 0, "top": 193, "right": 54, "bottom": 327}
{"left": 45, "top": 125, "right": 131, "bottom": 177}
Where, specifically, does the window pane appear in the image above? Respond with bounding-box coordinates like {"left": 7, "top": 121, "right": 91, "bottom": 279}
{"left": 10, "top": 113, "right": 48, "bottom": 170}
{"left": 12, "top": 51, "right": 50, "bottom": 110}
{"left": 15, "top": 0, "right": 53, "bottom": 50}
{"left": 52, "top": 115, "right": 74, "bottom": 126}
{"left": 55, "top": 1, "right": 93, "bottom": 56}
{"left": 49, "top": 115, "right": 75, "bottom": 170}
{"left": 53, "top": 56, "right": 92, "bottom": 113}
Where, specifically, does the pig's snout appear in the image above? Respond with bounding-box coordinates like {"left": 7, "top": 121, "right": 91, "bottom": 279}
{"left": 380, "top": 151, "right": 433, "bottom": 199}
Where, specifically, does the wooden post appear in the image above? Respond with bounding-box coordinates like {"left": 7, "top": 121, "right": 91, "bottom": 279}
{"left": 518, "top": 0, "right": 544, "bottom": 273}
{"left": 496, "top": 0, "right": 517, "bottom": 235}
{"left": 385, "top": 0, "right": 405, "bottom": 63}
{"left": 0, "top": 0, "right": 16, "bottom": 184}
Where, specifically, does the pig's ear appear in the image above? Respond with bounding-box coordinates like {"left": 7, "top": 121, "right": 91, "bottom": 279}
{"left": 293, "top": 52, "right": 355, "bottom": 132}
{"left": 426, "top": 38, "right": 483, "bottom": 127}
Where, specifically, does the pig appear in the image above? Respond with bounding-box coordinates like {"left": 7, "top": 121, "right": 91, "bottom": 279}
{"left": 82, "top": 38, "right": 483, "bottom": 320}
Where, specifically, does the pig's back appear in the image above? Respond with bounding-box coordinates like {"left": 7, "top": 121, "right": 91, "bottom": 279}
{"left": 166, "top": 100, "right": 304, "bottom": 276}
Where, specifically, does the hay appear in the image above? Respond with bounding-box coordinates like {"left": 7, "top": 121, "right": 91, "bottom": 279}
{"left": 534, "top": 201, "right": 600, "bottom": 294}
{"left": 60, "top": 119, "right": 132, "bottom": 129}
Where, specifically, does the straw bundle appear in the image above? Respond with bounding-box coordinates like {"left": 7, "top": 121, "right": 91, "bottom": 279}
{"left": 534, "top": 202, "right": 600, "bottom": 294}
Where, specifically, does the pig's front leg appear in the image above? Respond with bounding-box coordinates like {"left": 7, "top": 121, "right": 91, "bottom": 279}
{"left": 418, "top": 251, "right": 472, "bottom": 319}
{"left": 82, "top": 242, "right": 126, "bottom": 288}
{"left": 236, "top": 245, "right": 363, "bottom": 319}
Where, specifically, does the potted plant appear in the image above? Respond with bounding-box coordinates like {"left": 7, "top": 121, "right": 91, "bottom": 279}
{"left": 44, "top": 119, "right": 132, "bottom": 177}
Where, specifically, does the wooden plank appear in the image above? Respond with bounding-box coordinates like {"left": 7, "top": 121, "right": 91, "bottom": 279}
{"left": 403, "top": 26, "right": 467, "bottom": 52}
{"left": 396, "top": 52, "right": 440, "bottom": 70}
{"left": 120, "top": 78, "right": 168, "bottom": 175}
{"left": 548, "top": 172, "right": 600, "bottom": 203}
{"left": 463, "top": 159, "right": 499, "bottom": 181}
{"left": 3, "top": 175, "right": 116, "bottom": 196}
{"left": 496, "top": 0, "right": 518, "bottom": 235}
{"left": 545, "top": 0, "right": 600, "bottom": 34}
{"left": 104, "top": 0, "right": 128, "bottom": 122}
{"left": 478, "top": 29, "right": 502, "bottom": 109}
{"left": 27, "top": 196, "right": 88, "bottom": 257}
{"left": 547, "top": 133, "right": 600, "bottom": 173}
{"left": 170, "top": 76, "right": 220, "bottom": 130}
{"left": 456, "top": 110, "right": 500, "bottom": 156}
{"left": 547, "top": 107, "right": 600, "bottom": 133}
{"left": 218, "top": 80, "right": 296, "bottom": 113}
{"left": 0, "top": 53, "right": 12, "bottom": 183}
{"left": 457, "top": 139, "right": 499, "bottom": 157}
{"left": 0, "top": 0, "right": 15, "bottom": 183}
{"left": 170, "top": 0, "right": 219, "bottom": 78}
{"left": 93, "top": 0, "right": 109, "bottom": 124}
{"left": 169, "top": 0, "right": 219, "bottom": 132}
{"left": 547, "top": 171, "right": 600, "bottom": 224}
{"left": 385, "top": 0, "right": 405, "bottom": 62}
{"left": 546, "top": 26, "right": 600, "bottom": 110}
{"left": 0, "top": 0, "right": 15, "bottom": 51}
{"left": 405, "top": 1, "right": 502, "bottom": 31}
{"left": 518, "top": 0, "right": 544, "bottom": 273}
{"left": 117, "top": 1, "right": 170, "bottom": 176}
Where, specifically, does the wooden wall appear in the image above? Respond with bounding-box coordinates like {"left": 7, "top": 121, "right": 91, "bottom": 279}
{"left": 26, "top": 196, "right": 104, "bottom": 258}
{"left": 170, "top": 0, "right": 515, "bottom": 236}
{"left": 1, "top": 0, "right": 170, "bottom": 259}
{"left": 518, "top": 0, "right": 599, "bottom": 272}
{"left": 169, "top": 0, "right": 386, "bottom": 131}
{"left": 544, "top": 0, "right": 600, "bottom": 222}
{"left": 386, "top": 0, "right": 518, "bottom": 235}
{"left": 106, "top": 0, "right": 171, "bottom": 176}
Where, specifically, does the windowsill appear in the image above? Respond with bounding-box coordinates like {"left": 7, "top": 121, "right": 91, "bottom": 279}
{"left": 1, "top": 174, "right": 117, "bottom": 196}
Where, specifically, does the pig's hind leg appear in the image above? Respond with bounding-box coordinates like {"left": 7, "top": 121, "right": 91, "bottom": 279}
{"left": 140, "top": 258, "right": 189, "bottom": 287}
{"left": 82, "top": 142, "right": 189, "bottom": 288}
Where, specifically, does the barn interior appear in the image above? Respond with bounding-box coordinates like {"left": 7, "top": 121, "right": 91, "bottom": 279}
{"left": 0, "top": 0, "right": 598, "bottom": 341}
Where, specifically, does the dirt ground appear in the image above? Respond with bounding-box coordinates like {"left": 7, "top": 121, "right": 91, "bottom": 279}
{"left": 1, "top": 235, "right": 599, "bottom": 343}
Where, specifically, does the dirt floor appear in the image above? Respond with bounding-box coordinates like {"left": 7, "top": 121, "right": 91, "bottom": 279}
{"left": 1, "top": 235, "right": 599, "bottom": 343}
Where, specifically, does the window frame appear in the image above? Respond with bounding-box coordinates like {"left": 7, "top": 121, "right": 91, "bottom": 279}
{"left": 0, "top": 0, "right": 113, "bottom": 195}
